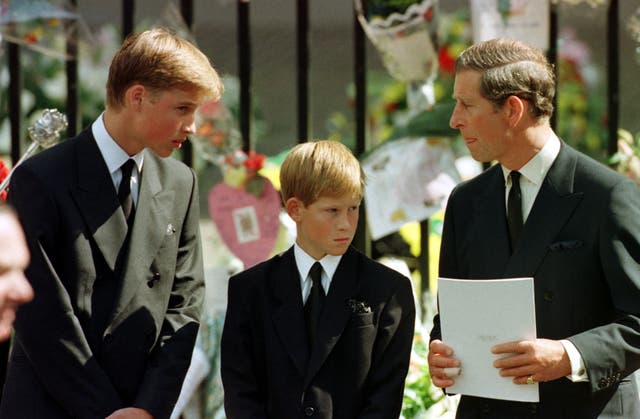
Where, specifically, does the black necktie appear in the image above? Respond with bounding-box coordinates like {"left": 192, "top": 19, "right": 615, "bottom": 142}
{"left": 507, "top": 171, "right": 523, "bottom": 251}
{"left": 304, "top": 262, "right": 325, "bottom": 348}
{"left": 118, "top": 159, "right": 136, "bottom": 223}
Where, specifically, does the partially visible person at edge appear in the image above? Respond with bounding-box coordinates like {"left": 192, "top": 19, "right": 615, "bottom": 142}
{"left": 1, "top": 28, "right": 223, "bottom": 419}
{"left": 0, "top": 204, "right": 34, "bottom": 341}
{"left": 428, "top": 38, "right": 640, "bottom": 418}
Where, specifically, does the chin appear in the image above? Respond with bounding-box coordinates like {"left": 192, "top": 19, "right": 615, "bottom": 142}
{"left": 329, "top": 247, "right": 350, "bottom": 256}
{"left": 151, "top": 148, "right": 173, "bottom": 158}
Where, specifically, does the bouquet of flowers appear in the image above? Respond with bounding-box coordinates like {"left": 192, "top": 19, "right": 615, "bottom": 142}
{"left": 192, "top": 98, "right": 267, "bottom": 196}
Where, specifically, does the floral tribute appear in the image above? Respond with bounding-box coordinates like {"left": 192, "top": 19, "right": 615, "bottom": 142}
{"left": 193, "top": 99, "right": 268, "bottom": 196}
{"left": 192, "top": 99, "right": 280, "bottom": 269}
{"left": 0, "top": 0, "right": 86, "bottom": 59}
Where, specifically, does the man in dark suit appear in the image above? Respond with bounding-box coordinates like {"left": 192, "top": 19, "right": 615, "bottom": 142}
{"left": 1, "top": 28, "right": 223, "bottom": 419}
{"left": 427, "top": 38, "right": 640, "bottom": 418}
{"left": 221, "top": 140, "right": 416, "bottom": 418}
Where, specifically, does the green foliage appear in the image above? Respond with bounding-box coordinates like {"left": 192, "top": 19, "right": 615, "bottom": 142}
{"left": 1, "top": 30, "right": 111, "bottom": 153}
{"left": 401, "top": 328, "right": 444, "bottom": 418}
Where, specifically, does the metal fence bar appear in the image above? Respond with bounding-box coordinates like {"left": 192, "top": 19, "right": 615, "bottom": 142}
{"left": 607, "top": 0, "right": 619, "bottom": 157}
{"left": 548, "top": 1, "right": 558, "bottom": 130}
{"left": 238, "top": 0, "right": 252, "bottom": 152}
{"left": 297, "top": 0, "right": 310, "bottom": 143}
{"left": 8, "top": 43, "right": 21, "bottom": 165}
{"left": 66, "top": 0, "right": 79, "bottom": 138}
{"left": 122, "top": 0, "right": 135, "bottom": 40}
{"left": 181, "top": 0, "right": 194, "bottom": 167}
{"left": 352, "top": 5, "right": 370, "bottom": 257}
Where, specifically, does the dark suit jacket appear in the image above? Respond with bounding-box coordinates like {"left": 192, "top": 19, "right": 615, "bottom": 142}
{"left": 431, "top": 143, "right": 640, "bottom": 418}
{"left": 221, "top": 246, "right": 416, "bottom": 419}
{"left": 1, "top": 129, "right": 205, "bottom": 419}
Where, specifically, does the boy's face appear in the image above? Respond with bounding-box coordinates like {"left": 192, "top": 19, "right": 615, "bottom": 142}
{"left": 133, "top": 86, "right": 204, "bottom": 157}
{"left": 287, "top": 194, "right": 360, "bottom": 260}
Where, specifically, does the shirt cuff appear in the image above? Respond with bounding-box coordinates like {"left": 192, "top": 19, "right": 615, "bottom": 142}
{"left": 560, "top": 339, "right": 589, "bottom": 382}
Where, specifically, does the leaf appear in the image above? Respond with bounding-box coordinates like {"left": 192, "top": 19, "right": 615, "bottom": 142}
{"left": 391, "top": 101, "right": 458, "bottom": 140}
{"left": 245, "top": 175, "right": 267, "bottom": 198}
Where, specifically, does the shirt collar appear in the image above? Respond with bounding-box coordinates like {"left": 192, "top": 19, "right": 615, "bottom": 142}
{"left": 294, "top": 242, "right": 342, "bottom": 281}
{"left": 501, "top": 133, "right": 560, "bottom": 186}
{"left": 92, "top": 113, "right": 144, "bottom": 175}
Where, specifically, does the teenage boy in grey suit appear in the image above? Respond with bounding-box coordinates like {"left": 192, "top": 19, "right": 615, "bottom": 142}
{"left": 2, "top": 28, "right": 223, "bottom": 419}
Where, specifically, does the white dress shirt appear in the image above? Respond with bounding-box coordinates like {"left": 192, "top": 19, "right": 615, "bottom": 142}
{"left": 294, "top": 243, "right": 342, "bottom": 304}
{"left": 92, "top": 113, "right": 144, "bottom": 208}
{"left": 501, "top": 134, "right": 587, "bottom": 382}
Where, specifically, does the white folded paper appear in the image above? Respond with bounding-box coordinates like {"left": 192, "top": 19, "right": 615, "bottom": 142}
{"left": 438, "top": 277, "right": 539, "bottom": 402}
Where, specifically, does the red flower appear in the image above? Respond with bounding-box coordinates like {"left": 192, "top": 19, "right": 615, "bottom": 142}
{"left": 0, "top": 160, "right": 9, "bottom": 201}
{"left": 423, "top": 6, "right": 433, "bottom": 22}
{"left": 243, "top": 151, "right": 265, "bottom": 172}
{"left": 23, "top": 33, "right": 38, "bottom": 44}
{"left": 438, "top": 46, "right": 456, "bottom": 75}
{"left": 384, "top": 102, "right": 398, "bottom": 113}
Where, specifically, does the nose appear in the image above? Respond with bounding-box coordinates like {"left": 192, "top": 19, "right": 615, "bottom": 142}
{"left": 339, "top": 209, "right": 359, "bottom": 232}
{"left": 184, "top": 120, "right": 196, "bottom": 135}
{"left": 449, "top": 104, "right": 462, "bottom": 129}
{"left": 336, "top": 212, "right": 350, "bottom": 231}
{"left": 8, "top": 273, "right": 34, "bottom": 305}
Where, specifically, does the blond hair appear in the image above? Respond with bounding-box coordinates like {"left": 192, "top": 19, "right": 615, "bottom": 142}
{"left": 280, "top": 140, "right": 365, "bottom": 206}
{"left": 106, "top": 27, "right": 223, "bottom": 109}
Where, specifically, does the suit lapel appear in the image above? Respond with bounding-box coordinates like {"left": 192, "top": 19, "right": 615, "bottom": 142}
{"left": 71, "top": 131, "right": 128, "bottom": 272}
{"left": 304, "top": 248, "right": 359, "bottom": 388}
{"left": 108, "top": 152, "right": 174, "bottom": 328}
{"left": 504, "top": 143, "right": 583, "bottom": 276}
{"left": 271, "top": 248, "right": 309, "bottom": 376}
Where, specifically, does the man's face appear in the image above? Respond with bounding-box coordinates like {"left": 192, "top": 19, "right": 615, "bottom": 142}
{"left": 288, "top": 195, "right": 360, "bottom": 260}
{"left": 0, "top": 212, "right": 34, "bottom": 341}
{"left": 449, "top": 70, "right": 510, "bottom": 163}
{"left": 135, "top": 87, "right": 204, "bottom": 158}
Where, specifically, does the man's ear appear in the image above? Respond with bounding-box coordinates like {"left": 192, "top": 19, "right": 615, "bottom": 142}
{"left": 125, "top": 84, "right": 146, "bottom": 109}
{"left": 285, "top": 197, "right": 304, "bottom": 222}
{"left": 505, "top": 95, "right": 525, "bottom": 128}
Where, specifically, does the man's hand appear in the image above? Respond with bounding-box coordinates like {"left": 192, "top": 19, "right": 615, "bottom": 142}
{"left": 492, "top": 338, "right": 571, "bottom": 384}
{"left": 105, "top": 407, "right": 153, "bottom": 419}
{"left": 428, "top": 339, "right": 461, "bottom": 388}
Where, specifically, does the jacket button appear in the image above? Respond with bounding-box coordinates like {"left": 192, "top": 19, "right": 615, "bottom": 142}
{"left": 148, "top": 272, "right": 161, "bottom": 288}
{"left": 304, "top": 406, "right": 315, "bottom": 416}
{"left": 598, "top": 377, "right": 608, "bottom": 388}
{"left": 543, "top": 291, "right": 554, "bottom": 302}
